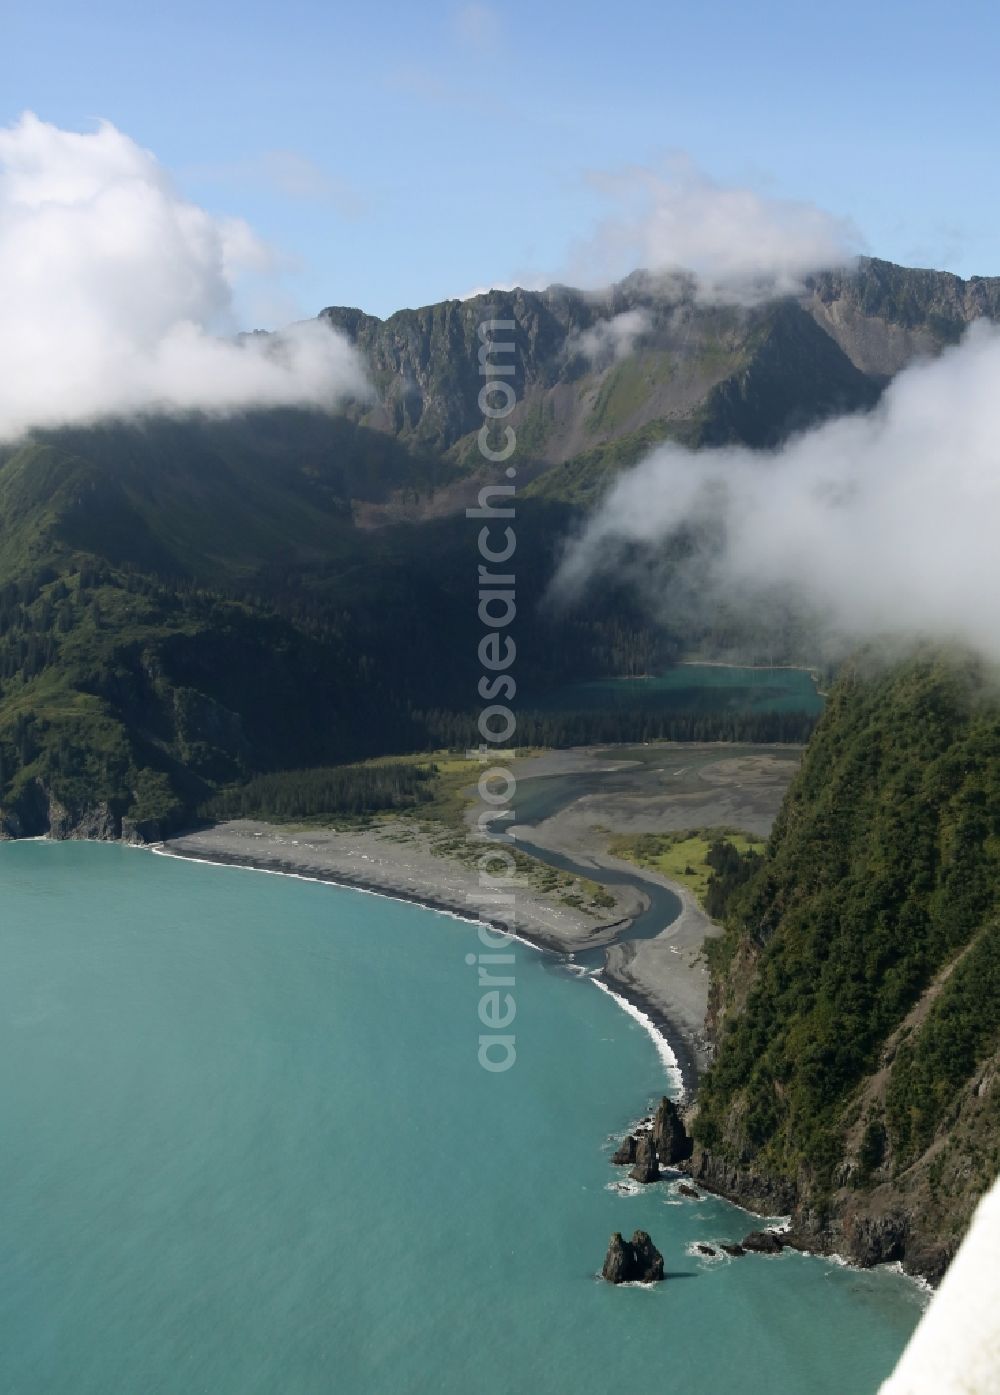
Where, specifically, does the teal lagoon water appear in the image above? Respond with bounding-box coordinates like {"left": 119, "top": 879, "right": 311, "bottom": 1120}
{"left": 533, "top": 664, "right": 825, "bottom": 716}
{"left": 1, "top": 842, "right": 922, "bottom": 1394}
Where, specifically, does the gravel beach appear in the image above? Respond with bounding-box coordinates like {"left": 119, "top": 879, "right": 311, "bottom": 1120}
{"left": 161, "top": 743, "right": 800, "bottom": 1091}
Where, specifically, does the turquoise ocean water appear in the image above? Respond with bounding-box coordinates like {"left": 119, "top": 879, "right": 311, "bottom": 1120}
{"left": 0, "top": 842, "right": 922, "bottom": 1394}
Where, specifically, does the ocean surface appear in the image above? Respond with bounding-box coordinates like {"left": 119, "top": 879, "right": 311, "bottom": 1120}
{"left": 0, "top": 842, "right": 923, "bottom": 1394}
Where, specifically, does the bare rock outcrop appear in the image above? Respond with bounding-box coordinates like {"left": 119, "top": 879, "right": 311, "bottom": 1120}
{"left": 741, "top": 1230, "right": 785, "bottom": 1255}
{"left": 628, "top": 1133, "right": 660, "bottom": 1184}
{"left": 652, "top": 1095, "right": 693, "bottom": 1165}
{"left": 611, "top": 1134, "right": 639, "bottom": 1165}
{"left": 601, "top": 1230, "right": 665, "bottom": 1283}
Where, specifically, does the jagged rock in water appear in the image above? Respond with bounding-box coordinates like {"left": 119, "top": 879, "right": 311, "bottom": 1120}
{"left": 602, "top": 1230, "right": 665, "bottom": 1283}
{"left": 741, "top": 1230, "right": 785, "bottom": 1254}
{"left": 677, "top": 1183, "right": 701, "bottom": 1199}
{"left": 601, "top": 1233, "right": 631, "bottom": 1283}
{"left": 611, "top": 1134, "right": 639, "bottom": 1165}
{"left": 721, "top": 1243, "right": 746, "bottom": 1257}
{"left": 695, "top": 1244, "right": 716, "bottom": 1256}
{"left": 629, "top": 1133, "right": 660, "bottom": 1183}
{"left": 652, "top": 1095, "right": 693, "bottom": 1165}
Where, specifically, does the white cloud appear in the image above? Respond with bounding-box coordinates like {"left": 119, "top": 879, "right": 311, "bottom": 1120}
{"left": 570, "top": 309, "right": 651, "bottom": 365}
{"left": 569, "top": 156, "right": 862, "bottom": 304}
{"left": 460, "top": 157, "right": 861, "bottom": 312}
{"left": 0, "top": 113, "right": 368, "bottom": 442}
{"left": 555, "top": 321, "right": 1000, "bottom": 663}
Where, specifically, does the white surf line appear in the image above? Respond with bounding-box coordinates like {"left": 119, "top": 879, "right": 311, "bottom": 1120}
{"left": 142, "top": 841, "right": 722, "bottom": 1095}
{"left": 589, "top": 974, "right": 684, "bottom": 1095}
{"left": 144, "top": 843, "right": 701, "bottom": 1078}
{"left": 143, "top": 842, "right": 545, "bottom": 952}
{"left": 797, "top": 1246, "right": 933, "bottom": 1296}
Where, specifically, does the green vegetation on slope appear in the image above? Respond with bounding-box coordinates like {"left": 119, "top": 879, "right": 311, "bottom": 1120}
{"left": 523, "top": 417, "right": 703, "bottom": 506}
{"left": 0, "top": 419, "right": 828, "bottom": 840}
{"left": 0, "top": 421, "right": 693, "bottom": 835}
{"left": 692, "top": 651, "right": 1000, "bottom": 1273}
{"left": 3, "top": 259, "right": 999, "bottom": 842}
{"left": 886, "top": 919, "right": 1000, "bottom": 1165}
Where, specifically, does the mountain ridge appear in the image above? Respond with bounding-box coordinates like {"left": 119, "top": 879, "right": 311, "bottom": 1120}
{"left": 318, "top": 256, "right": 1000, "bottom": 507}
{"left": 1, "top": 256, "right": 998, "bottom": 838}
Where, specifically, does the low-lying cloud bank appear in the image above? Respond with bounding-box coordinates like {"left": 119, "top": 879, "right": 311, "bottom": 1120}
{"left": 570, "top": 156, "right": 862, "bottom": 305}
{"left": 555, "top": 321, "right": 1000, "bottom": 663}
{"left": 458, "top": 157, "right": 861, "bottom": 311}
{"left": 0, "top": 114, "right": 367, "bottom": 442}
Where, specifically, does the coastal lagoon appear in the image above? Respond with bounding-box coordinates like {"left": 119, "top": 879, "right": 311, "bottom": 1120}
{"left": 1, "top": 842, "right": 922, "bottom": 1393}
{"left": 531, "top": 664, "right": 826, "bottom": 718}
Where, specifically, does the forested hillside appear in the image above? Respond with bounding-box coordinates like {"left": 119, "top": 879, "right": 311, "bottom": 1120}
{"left": 691, "top": 652, "right": 1000, "bottom": 1281}
{"left": 2, "top": 257, "right": 999, "bottom": 840}
{"left": 0, "top": 426, "right": 683, "bottom": 838}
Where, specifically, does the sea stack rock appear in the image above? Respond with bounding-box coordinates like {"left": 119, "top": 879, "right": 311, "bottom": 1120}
{"left": 611, "top": 1134, "right": 639, "bottom": 1165}
{"left": 602, "top": 1230, "right": 665, "bottom": 1283}
{"left": 741, "top": 1230, "right": 785, "bottom": 1254}
{"left": 652, "top": 1096, "right": 693, "bottom": 1165}
{"left": 629, "top": 1133, "right": 660, "bottom": 1183}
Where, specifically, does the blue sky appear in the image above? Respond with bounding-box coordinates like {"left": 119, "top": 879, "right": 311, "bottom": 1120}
{"left": 4, "top": 0, "right": 997, "bottom": 321}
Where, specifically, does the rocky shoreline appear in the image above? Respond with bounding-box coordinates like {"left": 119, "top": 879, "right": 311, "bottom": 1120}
{"left": 603, "top": 1111, "right": 948, "bottom": 1287}
{"left": 601, "top": 1098, "right": 796, "bottom": 1281}
{"left": 603, "top": 1099, "right": 939, "bottom": 1291}
{"left": 683, "top": 1149, "right": 950, "bottom": 1286}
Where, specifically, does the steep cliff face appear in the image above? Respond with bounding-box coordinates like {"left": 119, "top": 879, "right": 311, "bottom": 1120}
{"left": 321, "top": 271, "right": 881, "bottom": 477}
{"left": 691, "top": 653, "right": 1000, "bottom": 1282}
{"left": 0, "top": 777, "right": 168, "bottom": 844}
{"left": 322, "top": 259, "right": 1000, "bottom": 505}
{"left": 805, "top": 257, "right": 1000, "bottom": 377}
